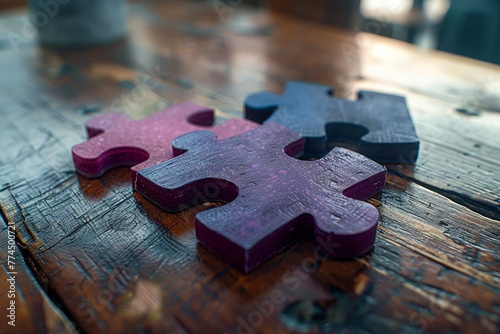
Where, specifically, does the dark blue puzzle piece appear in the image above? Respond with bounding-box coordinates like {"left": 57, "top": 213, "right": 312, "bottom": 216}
{"left": 245, "top": 81, "right": 419, "bottom": 162}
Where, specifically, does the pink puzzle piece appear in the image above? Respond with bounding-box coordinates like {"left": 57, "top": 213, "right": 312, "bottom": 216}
{"left": 72, "top": 102, "right": 258, "bottom": 186}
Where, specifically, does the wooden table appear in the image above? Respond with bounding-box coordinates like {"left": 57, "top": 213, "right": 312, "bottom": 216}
{"left": 1, "top": 1, "right": 499, "bottom": 333}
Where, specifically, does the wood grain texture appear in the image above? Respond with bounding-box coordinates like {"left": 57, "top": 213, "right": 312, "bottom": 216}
{"left": 137, "top": 122, "right": 386, "bottom": 272}
{"left": 0, "top": 1, "right": 499, "bottom": 333}
{"left": 0, "top": 216, "right": 78, "bottom": 334}
{"left": 245, "top": 80, "right": 419, "bottom": 161}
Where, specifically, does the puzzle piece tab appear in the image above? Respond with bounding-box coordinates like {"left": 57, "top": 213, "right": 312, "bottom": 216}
{"left": 72, "top": 102, "right": 258, "bottom": 186}
{"left": 137, "top": 122, "right": 387, "bottom": 273}
{"left": 245, "top": 81, "right": 419, "bottom": 162}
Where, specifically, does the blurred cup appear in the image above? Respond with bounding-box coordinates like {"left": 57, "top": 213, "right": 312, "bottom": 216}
{"left": 27, "top": 0, "right": 128, "bottom": 48}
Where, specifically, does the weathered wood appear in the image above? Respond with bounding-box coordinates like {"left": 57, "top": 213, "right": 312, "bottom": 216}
{"left": 0, "top": 1, "right": 499, "bottom": 333}
{"left": 359, "top": 35, "right": 500, "bottom": 112}
{"left": 350, "top": 79, "right": 500, "bottom": 220}
{"left": 0, "top": 217, "right": 77, "bottom": 334}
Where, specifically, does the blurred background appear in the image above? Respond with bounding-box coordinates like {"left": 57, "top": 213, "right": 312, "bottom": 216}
{"left": 1, "top": 0, "right": 499, "bottom": 65}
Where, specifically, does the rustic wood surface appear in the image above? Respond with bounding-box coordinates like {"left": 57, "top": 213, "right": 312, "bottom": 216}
{"left": 0, "top": 1, "right": 499, "bottom": 333}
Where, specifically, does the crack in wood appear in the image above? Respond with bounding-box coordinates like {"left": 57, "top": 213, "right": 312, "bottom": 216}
{"left": 1, "top": 201, "right": 81, "bottom": 333}
{"left": 388, "top": 168, "right": 500, "bottom": 221}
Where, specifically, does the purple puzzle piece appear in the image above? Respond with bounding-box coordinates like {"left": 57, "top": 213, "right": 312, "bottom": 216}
{"left": 136, "top": 122, "right": 387, "bottom": 273}
{"left": 72, "top": 102, "right": 258, "bottom": 186}
{"left": 245, "top": 80, "right": 419, "bottom": 162}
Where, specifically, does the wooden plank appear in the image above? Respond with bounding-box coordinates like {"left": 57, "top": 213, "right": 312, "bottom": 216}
{"left": 0, "top": 1, "right": 498, "bottom": 333}
{"left": 0, "top": 55, "right": 498, "bottom": 334}
{"left": 350, "top": 80, "right": 500, "bottom": 220}
{"left": 0, "top": 215, "right": 78, "bottom": 334}
{"left": 358, "top": 33, "right": 500, "bottom": 112}
{"left": 1, "top": 156, "right": 499, "bottom": 333}
{"left": 118, "top": 24, "right": 500, "bottom": 219}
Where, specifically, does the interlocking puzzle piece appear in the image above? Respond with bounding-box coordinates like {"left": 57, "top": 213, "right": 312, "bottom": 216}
{"left": 245, "top": 81, "right": 419, "bottom": 162}
{"left": 72, "top": 102, "right": 258, "bottom": 186}
{"left": 136, "top": 122, "right": 387, "bottom": 273}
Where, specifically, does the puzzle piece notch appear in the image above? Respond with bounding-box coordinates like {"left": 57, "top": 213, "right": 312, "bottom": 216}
{"left": 137, "top": 122, "right": 386, "bottom": 273}
{"left": 245, "top": 81, "right": 420, "bottom": 162}
{"left": 72, "top": 101, "right": 258, "bottom": 186}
